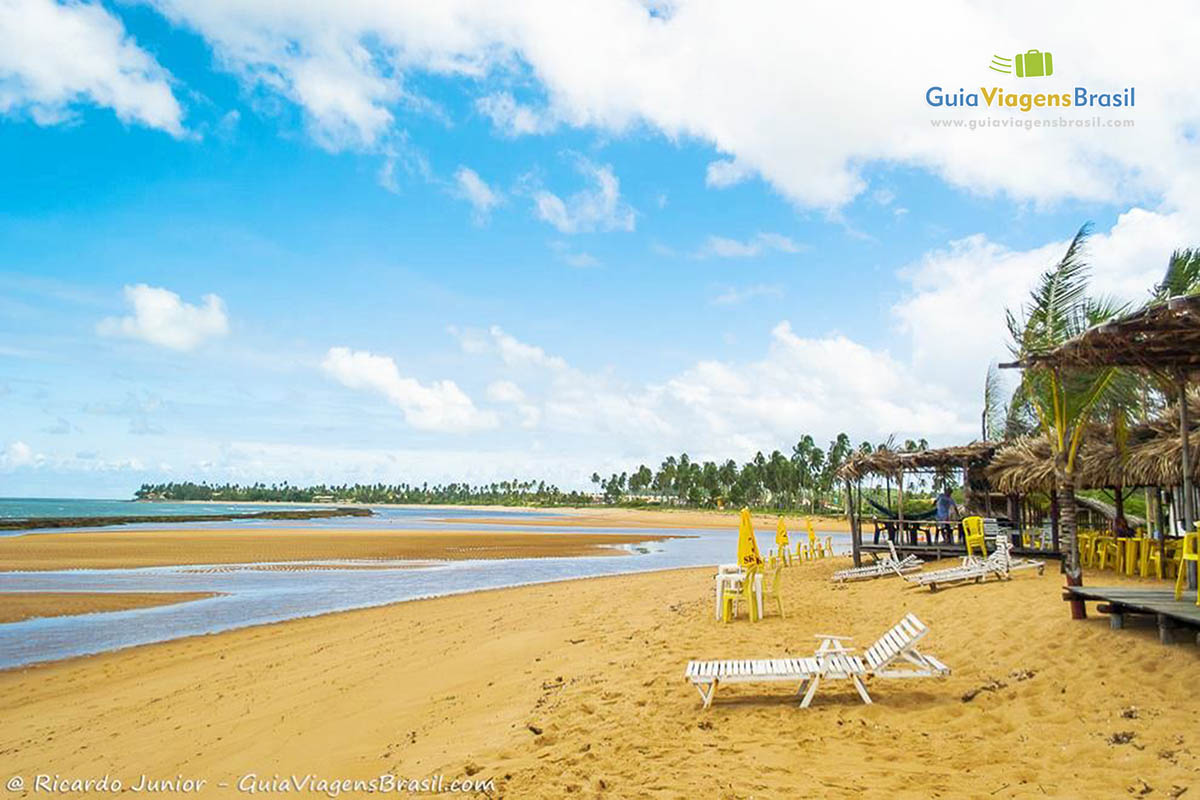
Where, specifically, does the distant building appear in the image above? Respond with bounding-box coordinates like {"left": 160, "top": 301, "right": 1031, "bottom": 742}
{"left": 312, "top": 494, "right": 335, "bottom": 503}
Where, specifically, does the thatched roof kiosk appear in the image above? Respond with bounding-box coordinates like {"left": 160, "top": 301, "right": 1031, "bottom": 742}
{"left": 837, "top": 442, "right": 998, "bottom": 566}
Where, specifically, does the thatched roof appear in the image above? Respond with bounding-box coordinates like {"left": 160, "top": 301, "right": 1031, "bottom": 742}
{"left": 1075, "top": 495, "right": 1147, "bottom": 528}
{"left": 987, "top": 397, "right": 1200, "bottom": 492}
{"left": 1004, "top": 294, "right": 1200, "bottom": 372}
{"left": 838, "top": 442, "right": 998, "bottom": 481}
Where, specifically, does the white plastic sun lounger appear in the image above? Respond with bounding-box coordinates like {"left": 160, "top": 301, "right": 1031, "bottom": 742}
{"left": 684, "top": 613, "right": 949, "bottom": 709}
{"left": 831, "top": 540, "right": 922, "bottom": 583}
{"left": 908, "top": 536, "right": 1044, "bottom": 591}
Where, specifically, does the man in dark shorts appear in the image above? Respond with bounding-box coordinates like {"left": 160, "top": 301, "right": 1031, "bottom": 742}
{"left": 935, "top": 486, "right": 959, "bottom": 544}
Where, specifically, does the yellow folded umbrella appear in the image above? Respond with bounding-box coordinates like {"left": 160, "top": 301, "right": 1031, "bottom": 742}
{"left": 775, "top": 516, "right": 789, "bottom": 549}
{"left": 737, "top": 507, "right": 763, "bottom": 568}
{"left": 807, "top": 519, "right": 817, "bottom": 548}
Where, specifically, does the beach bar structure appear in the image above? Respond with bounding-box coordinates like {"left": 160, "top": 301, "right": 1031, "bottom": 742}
{"left": 1001, "top": 294, "right": 1200, "bottom": 637}
{"left": 838, "top": 442, "right": 1000, "bottom": 567}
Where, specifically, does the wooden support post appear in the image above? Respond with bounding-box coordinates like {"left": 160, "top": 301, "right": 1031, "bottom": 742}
{"left": 1178, "top": 370, "right": 1195, "bottom": 590}
{"left": 897, "top": 469, "right": 906, "bottom": 545}
{"left": 1158, "top": 613, "right": 1178, "bottom": 646}
{"left": 847, "top": 479, "right": 861, "bottom": 568}
{"left": 1050, "top": 489, "right": 1060, "bottom": 553}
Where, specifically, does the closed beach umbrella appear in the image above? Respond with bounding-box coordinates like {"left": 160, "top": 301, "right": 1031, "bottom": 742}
{"left": 737, "top": 507, "right": 763, "bottom": 568}
{"left": 775, "top": 516, "right": 789, "bottom": 549}
{"left": 807, "top": 519, "right": 818, "bottom": 548}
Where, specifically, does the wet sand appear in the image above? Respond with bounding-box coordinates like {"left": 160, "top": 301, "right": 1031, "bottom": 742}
{"left": 0, "top": 528, "right": 678, "bottom": 571}
{"left": 0, "top": 592, "right": 215, "bottom": 623}
{"left": 2, "top": 560, "right": 1195, "bottom": 797}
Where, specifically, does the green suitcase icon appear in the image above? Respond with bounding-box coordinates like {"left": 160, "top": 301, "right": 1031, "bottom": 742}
{"left": 1015, "top": 49, "right": 1053, "bottom": 78}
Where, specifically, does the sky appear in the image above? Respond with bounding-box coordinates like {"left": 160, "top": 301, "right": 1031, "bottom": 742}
{"left": 2, "top": 0, "right": 1199, "bottom": 497}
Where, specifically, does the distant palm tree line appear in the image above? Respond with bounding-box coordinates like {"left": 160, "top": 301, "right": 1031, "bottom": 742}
{"left": 590, "top": 434, "right": 933, "bottom": 512}
{"left": 133, "top": 435, "right": 937, "bottom": 513}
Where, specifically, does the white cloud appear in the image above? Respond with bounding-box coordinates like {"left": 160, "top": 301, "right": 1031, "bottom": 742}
{"left": 530, "top": 159, "right": 635, "bottom": 234}
{"left": 699, "top": 232, "right": 802, "bottom": 258}
{"left": 549, "top": 240, "right": 600, "bottom": 268}
{"left": 321, "top": 346, "right": 497, "bottom": 432}
{"left": 893, "top": 206, "right": 1196, "bottom": 388}
{"left": 705, "top": 158, "right": 754, "bottom": 189}
{"left": 561, "top": 250, "right": 599, "bottom": 268}
{"left": 452, "top": 166, "right": 502, "bottom": 221}
{"left": 476, "top": 91, "right": 550, "bottom": 136}
{"left": 711, "top": 284, "right": 783, "bottom": 306}
{"left": 0, "top": 0, "right": 183, "bottom": 135}
{"left": 0, "top": 441, "right": 39, "bottom": 469}
{"left": 133, "top": 1, "right": 1200, "bottom": 213}
{"left": 97, "top": 284, "right": 229, "bottom": 351}
{"left": 662, "top": 322, "right": 971, "bottom": 454}
{"left": 486, "top": 380, "right": 525, "bottom": 404}
{"left": 487, "top": 379, "right": 541, "bottom": 428}
{"left": 479, "top": 325, "right": 568, "bottom": 370}
{"left": 452, "top": 324, "right": 968, "bottom": 459}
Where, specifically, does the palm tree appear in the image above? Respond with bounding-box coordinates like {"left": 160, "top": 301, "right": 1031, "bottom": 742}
{"left": 1152, "top": 247, "right": 1200, "bottom": 300}
{"left": 1006, "top": 223, "right": 1124, "bottom": 593}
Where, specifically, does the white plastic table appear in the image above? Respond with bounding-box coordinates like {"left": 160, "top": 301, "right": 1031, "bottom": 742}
{"left": 714, "top": 565, "right": 763, "bottom": 621}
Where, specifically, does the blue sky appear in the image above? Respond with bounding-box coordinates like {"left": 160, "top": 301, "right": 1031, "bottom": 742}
{"left": 1, "top": 1, "right": 1197, "bottom": 496}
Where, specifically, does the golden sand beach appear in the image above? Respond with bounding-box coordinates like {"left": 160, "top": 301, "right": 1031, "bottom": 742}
{"left": 3, "top": 557, "right": 1196, "bottom": 798}
{"left": 0, "top": 527, "right": 678, "bottom": 571}
{"left": 0, "top": 592, "right": 215, "bottom": 623}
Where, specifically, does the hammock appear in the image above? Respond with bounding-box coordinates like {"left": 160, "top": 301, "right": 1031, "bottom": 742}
{"left": 865, "top": 497, "right": 938, "bottom": 520}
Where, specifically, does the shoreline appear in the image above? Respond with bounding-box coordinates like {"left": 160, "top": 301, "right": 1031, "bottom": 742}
{"left": 0, "top": 506, "right": 372, "bottom": 532}
{"left": 2, "top": 564, "right": 709, "bottom": 674}
{"left": 0, "top": 527, "right": 683, "bottom": 571}
{"left": 140, "top": 500, "right": 857, "bottom": 531}
{"left": 0, "top": 591, "right": 217, "bottom": 624}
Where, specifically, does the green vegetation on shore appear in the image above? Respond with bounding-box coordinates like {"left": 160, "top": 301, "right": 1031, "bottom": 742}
{"left": 4, "top": 507, "right": 372, "bottom": 531}
{"left": 135, "top": 432, "right": 948, "bottom": 515}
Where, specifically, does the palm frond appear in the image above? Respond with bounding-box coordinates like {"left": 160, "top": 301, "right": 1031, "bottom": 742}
{"left": 1011, "top": 223, "right": 1094, "bottom": 356}
{"left": 1153, "top": 247, "right": 1200, "bottom": 301}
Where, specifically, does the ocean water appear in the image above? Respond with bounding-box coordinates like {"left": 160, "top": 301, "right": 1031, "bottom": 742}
{"left": 0, "top": 497, "right": 309, "bottom": 520}
{"left": 0, "top": 501, "right": 849, "bottom": 669}
{"left": 0, "top": 497, "right": 561, "bottom": 535}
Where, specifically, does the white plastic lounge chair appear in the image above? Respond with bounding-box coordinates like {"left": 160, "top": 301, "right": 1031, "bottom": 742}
{"left": 683, "top": 613, "right": 949, "bottom": 709}
{"left": 831, "top": 539, "right": 922, "bottom": 582}
{"left": 908, "top": 536, "right": 1043, "bottom": 591}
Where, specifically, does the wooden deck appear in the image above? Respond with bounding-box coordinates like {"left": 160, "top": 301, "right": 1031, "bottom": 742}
{"left": 1065, "top": 585, "right": 1200, "bottom": 644}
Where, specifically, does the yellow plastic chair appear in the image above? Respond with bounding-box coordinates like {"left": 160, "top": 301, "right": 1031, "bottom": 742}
{"left": 722, "top": 563, "right": 760, "bottom": 623}
{"left": 1123, "top": 537, "right": 1141, "bottom": 577}
{"left": 1138, "top": 537, "right": 1153, "bottom": 578}
{"left": 1096, "top": 536, "right": 1119, "bottom": 571}
{"left": 1078, "top": 530, "right": 1095, "bottom": 566}
{"left": 962, "top": 516, "right": 988, "bottom": 559}
{"left": 761, "top": 562, "right": 785, "bottom": 618}
{"left": 1148, "top": 539, "right": 1180, "bottom": 580}
{"left": 822, "top": 536, "right": 834, "bottom": 558}
{"left": 1173, "top": 532, "right": 1199, "bottom": 605}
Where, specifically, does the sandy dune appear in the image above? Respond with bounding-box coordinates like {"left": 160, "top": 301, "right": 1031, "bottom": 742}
{"left": 0, "top": 528, "right": 678, "bottom": 571}
{"left": 2, "top": 559, "right": 1196, "bottom": 797}
{"left": 0, "top": 592, "right": 214, "bottom": 623}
